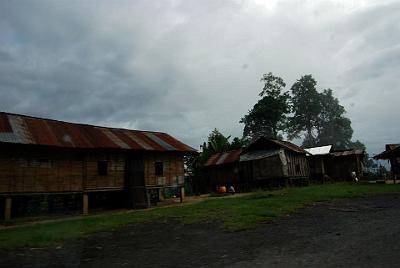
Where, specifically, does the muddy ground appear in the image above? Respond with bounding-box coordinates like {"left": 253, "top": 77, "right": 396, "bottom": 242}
{"left": 1, "top": 193, "right": 400, "bottom": 268}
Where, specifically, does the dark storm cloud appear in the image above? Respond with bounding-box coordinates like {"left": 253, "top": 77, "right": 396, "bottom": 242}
{"left": 0, "top": 0, "right": 399, "bottom": 154}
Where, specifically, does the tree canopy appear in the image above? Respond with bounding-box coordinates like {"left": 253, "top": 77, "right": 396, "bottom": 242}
{"left": 240, "top": 72, "right": 290, "bottom": 141}
{"left": 287, "top": 76, "right": 357, "bottom": 149}
{"left": 287, "top": 74, "right": 321, "bottom": 145}
{"left": 185, "top": 129, "right": 245, "bottom": 175}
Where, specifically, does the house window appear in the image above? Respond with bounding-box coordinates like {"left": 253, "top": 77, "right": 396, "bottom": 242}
{"left": 155, "top": 162, "right": 163, "bottom": 176}
{"left": 97, "top": 161, "right": 108, "bottom": 176}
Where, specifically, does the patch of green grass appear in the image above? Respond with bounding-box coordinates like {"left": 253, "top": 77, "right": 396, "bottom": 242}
{"left": 1, "top": 182, "right": 400, "bottom": 249}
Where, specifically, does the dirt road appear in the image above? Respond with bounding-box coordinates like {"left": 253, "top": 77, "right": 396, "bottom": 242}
{"left": 1, "top": 193, "right": 400, "bottom": 267}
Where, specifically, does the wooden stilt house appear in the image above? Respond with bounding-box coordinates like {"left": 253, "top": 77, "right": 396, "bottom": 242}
{"left": 0, "top": 112, "right": 196, "bottom": 220}
{"left": 374, "top": 144, "right": 400, "bottom": 182}
{"left": 305, "top": 145, "right": 365, "bottom": 181}
{"left": 203, "top": 137, "right": 310, "bottom": 190}
{"left": 239, "top": 137, "right": 310, "bottom": 186}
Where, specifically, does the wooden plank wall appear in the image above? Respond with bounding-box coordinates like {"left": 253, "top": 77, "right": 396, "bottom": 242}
{"left": 83, "top": 151, "right": 125, "bottom": 191}
{"left": 0, "top": 145, "right": 186, "bottom": 194}
{"left": 252, "top": 155, "right": 284, "bottom": 180}
{"left": 286, "top": 152, "right": 309, "bottom": 178}
{"left": 143, "top": 152, "right": 184, "bottom": 187}
{"left": 0, "top": 146, "right": 125, "bottom": 194}
{"left": 205, "top": 163, "right": 240, "bottom": 189}
{"left": 324, "top": 155, "right": 361, "bottom": 180}
{"left": 0, "top": 148, "right": 84, "bottom": 193}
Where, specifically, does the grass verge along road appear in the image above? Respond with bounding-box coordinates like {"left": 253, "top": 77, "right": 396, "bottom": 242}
{"left": 1, "top": 182, "right": 400, "bottom": 249}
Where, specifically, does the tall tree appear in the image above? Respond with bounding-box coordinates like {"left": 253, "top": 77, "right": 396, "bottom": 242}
{"left": 349, "top": 140, "right": 377, "bottom": 170}
{"left": 240, "top": 72, "right": 290, "bottom": 141}
{"left": 287, "top": 74, "right": 321, "bottom": 146}
{"left": 316, "top": 89, "right": 353, "bottom": 148}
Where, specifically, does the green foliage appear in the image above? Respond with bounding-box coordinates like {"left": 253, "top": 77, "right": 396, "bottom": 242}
{"left": 2, "top": 183, "right": 400, "bottom": 249}
{"left": 185, "top": 129, "right": 245, "bottom": 175}
{"left": 241, "top": 72, "right": 290, "bottom": 141}
{"left": 287, "top": 75, "right": 364, "bottom": 151}
{"left": 349, "top": 140, "right": 378, "bottom": 169}
{"left": 287, "top": 74, "right": 321, "bottom": 144}
{"left": 315, "top": 89, "right": 353, "bottom": 148}
{"left": 230, "top": 137, "right": 245, "bottom": 150}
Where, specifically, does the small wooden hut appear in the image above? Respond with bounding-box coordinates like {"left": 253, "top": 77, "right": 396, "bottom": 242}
{"left": 374, "top": 144, "right": 400, "bottom": 181}
{"left": 304, "top": 145, "right": 333, "bottom": 181}
{"left": 203, "top": 149, "right": 242, "bottom": 192}
{"left": 239, "top": 137, "right": 310, "bottom": 186}
{"left": 305, "top": 145, "right": 364, "bottom": 181}
{"left": 0, "top": 112, "right": 196, "bottom": 220}
{"left": 203, "top": 137, "right": 310, "bottom": 190}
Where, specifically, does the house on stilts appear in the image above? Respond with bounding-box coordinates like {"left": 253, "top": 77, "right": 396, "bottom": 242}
{"left": 0, "top": 112, "right": 196, "bottom": 221}
{"left": 203, "top": 137, "right": 310, "bottom": 191}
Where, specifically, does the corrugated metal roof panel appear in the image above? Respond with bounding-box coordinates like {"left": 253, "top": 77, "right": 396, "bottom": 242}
{"left": 145, "top": 132, "right": 177, "bottom": 151}
{"left": 123, "top": 131, "right": 153, "bottom": 150}
{"left": 0, "top": 132, "right": 17, "bottom": 143}
{"left": 0, "top": 114, "right": 12, "bottom": 132}
{"left": 240, "top": 149, "right": 280, "bottom": 162}
{"left": 272, "top": 139, "right": 306, "bottom": 153}
{"left": 155, "top": 132, "right": 195, "bottom": 152}
{"left": 304, "top": 145, "right": 332, "bottom": 156}
{"left": 242, "top": 137, "right": 306, "bottom": 154}
{"left": 216, "top": 152, "right": 229, "bottom": 165}
{"left": 101, "top": 129, "right": 130, "bottom": 149}
{"left": 331, "top": 149, "right": 364, "bottom": 157}
{"left": 204, "top": 149, "right": 242, "bottom": 166}
{"left": 135, "top": 132, "right": 165, "bottom": 151}
{"left": 111, "top": 130, "right": 143, "bottom": 150}
{"left": 0, "top": 112, "right": 196, "bottom": 153}
{"left": 204, "top": 153, "right": 220, "bottom": 166}
{"left": 375, "top": 145, "right": 400, "bottom": 159}
{"left": 8, "top": 115, "right": 34, "bottom": 144}
{"left": 386, "top": 144, "right": 399, "bottom": 151}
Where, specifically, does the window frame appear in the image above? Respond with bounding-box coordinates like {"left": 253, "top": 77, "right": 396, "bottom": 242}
{"left": 97, "top": 160, "right": 108, "bottom": 176}
{"left": 155, "top": 161, "right": 164, "bottom": 176}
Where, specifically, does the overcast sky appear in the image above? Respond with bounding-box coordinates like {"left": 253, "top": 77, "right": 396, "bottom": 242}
{"left": 1, "top": 0, "right": 399, "bottom": 155}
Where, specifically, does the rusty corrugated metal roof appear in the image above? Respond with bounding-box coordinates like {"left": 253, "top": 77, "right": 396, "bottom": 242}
{"left": 0, "top": 112, "right": 197, "bottom": 153}
{"left": 331, "top": 149, "right": 364, "bottom": 157}
{"left": 375, "top": 144, "right": 400, "bottom": 159}
{"left": 242, "top": 137, "right": 307, "bottom": 154}
{"left": 204, "top": 149, "right": 242, "bottom": 166}
{"left": 272, "top": 139, "right": 307, "bottom": 153}
{"left": 386, "top": 144, "right": 399, "bottom": 151}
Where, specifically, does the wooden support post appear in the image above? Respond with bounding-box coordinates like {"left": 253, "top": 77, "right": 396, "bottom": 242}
{"left": 83, "top": 193, "right": 89, "bottom": 215}
{"left": 158, "top": 188, "right": 165, "bottom": 201}
{"left": 180, "top": 186, "right": 185, "bottom": 203}
{"left": 146, "top": 189, "right": 151, "bottom": 208}
{"left": 4, "top": 196, "right": 11, "bottom": 221}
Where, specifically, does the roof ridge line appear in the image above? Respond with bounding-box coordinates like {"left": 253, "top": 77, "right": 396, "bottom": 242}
{"left": 0, "top": 111, "right": 168, "bottom": 135}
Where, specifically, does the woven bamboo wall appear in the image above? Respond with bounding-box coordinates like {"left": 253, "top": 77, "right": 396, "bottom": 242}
{"left": 83, "top": 151, "right": 125, "bottom": 191}
{"left": 0, "top": 146, "right": 125, "bottom": 194}
{"left": 252, "top": 155, "right": 284, "bottom": 180}
{"left": 286, "top": 152, "right": 310, "bottom": 178}
{"left": 143, "top": 152, "right": 184, "bottom": 187}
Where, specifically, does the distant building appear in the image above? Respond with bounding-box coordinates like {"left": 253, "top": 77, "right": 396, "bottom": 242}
{"left": 204, "top": 149, "right": 242, "bottom": 192}
{"left": 204, "top": 137, "right": 310, "bottom": 191}
{"left": 0, "top": 112, "right": 196, "bottom": 220}
{"left": 305, "top": 145, "right": 364, "bottom": 181}
{"left": 374, "top": 144, "right": 400, "bottom": 180}
{"left": 304, "top": 145, "right": 333, "bottom": 181}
